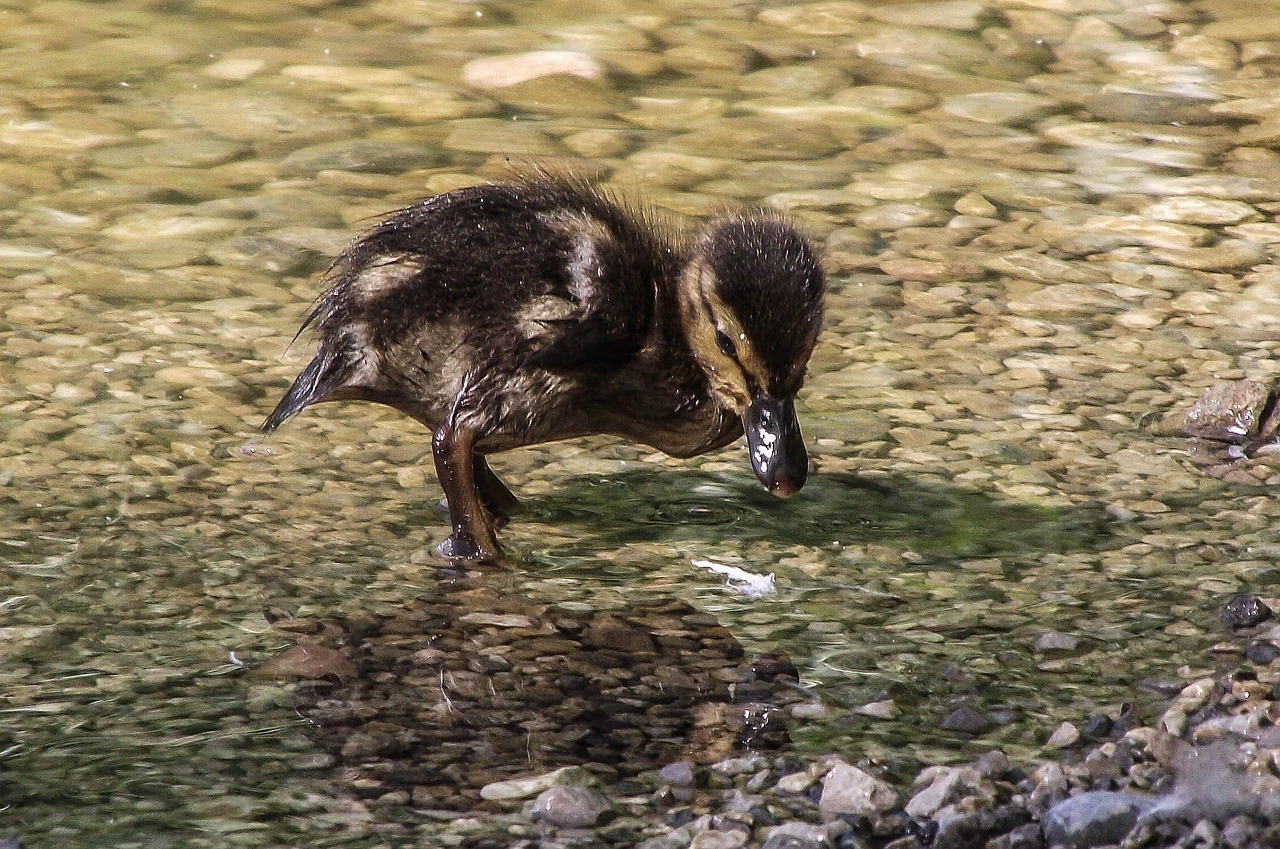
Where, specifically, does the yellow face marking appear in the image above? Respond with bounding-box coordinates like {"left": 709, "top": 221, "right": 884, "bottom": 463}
{"left": 678, "top": 257, "right": 772, "bottom": 412}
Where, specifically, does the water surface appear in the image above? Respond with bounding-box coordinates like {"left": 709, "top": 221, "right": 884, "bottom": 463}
{"left": 3, "top": 0, "right": 1279, "bottom": 844}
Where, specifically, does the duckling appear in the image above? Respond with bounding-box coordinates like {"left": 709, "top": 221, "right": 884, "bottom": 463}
{"left": 263, "top": 175, "right": 825, "bottom": 561}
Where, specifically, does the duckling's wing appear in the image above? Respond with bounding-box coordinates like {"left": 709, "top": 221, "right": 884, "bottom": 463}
{"left": 517, "top": 190, "right": 672, "bottom": 373}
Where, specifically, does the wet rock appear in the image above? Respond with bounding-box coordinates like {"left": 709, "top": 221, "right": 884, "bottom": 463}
{"left": 660, "top": 760, "right": 697, "bottom": 787}
{"left": 257, "top": 644, "right": 358, "bottom": 681}
{"left": 1143, "top": 196, "right": 1260, "bottom": 226}
{"left": 529, "top": 784, "right": 613, "bottom": 827}
{"left": 481, "top": 766, "right": 591, "bottom": 802}
{"left": 1042, "top": 791, "right": 1154, "bottom": 849}
{"left": 1080, "top": 715, "right": 1114, "bottom": 740}
{"left": 905, "top": 765, "right": 989, "bottom": 819}
{"left": 880, "top": 257, "right": 983, "bottom": 283}
{"left": 940, "top": 91, "right": 1058, "bottom": 125}
{"left": 1045, "top": 722, "right": 1080, "bottom": 750}
{"left": 940, "top": 706, "right": 991, "bottom": 734}
{"left": 867, "top": 0, "right": 984, "bottom": 31}
{"left": 818, "top": 760, "right": 898, "bottom": 820}
{"left": 761, "top": 821, "right": 838, "bottom": 849}
{"left": 1219, "top": 595, "right": 1273, "bottom": 629}
{"left": 1034, "top": 632, "right": 1079, "bottom": 653}
{"left": 461, "top": 51, "right": 603, "bottom": 89}
{"left": 1154, "top": 381, "right": 1280, "bottom": 478}
{"left": 689, "top": 829, "right": 749, "bottom": 849}
{"left": 857, "top": 698, "right": 900, "bottom": 720}
{"left": 279, "top": 140, "right": 444, "bottom": 176}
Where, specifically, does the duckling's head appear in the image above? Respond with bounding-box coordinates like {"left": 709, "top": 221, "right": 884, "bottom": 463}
{"left": 680, "top": 214, "right": 825, "bottom": 497}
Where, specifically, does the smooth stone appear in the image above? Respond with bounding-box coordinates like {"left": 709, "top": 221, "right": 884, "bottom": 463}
{"left": 856, "top": 698, "right": 901, "bottom": 720}
{"left": 854, "top": 27, "right": 993, "bottom": 69}
{"left": 462, "top": 51, "right": 603, "bottom": 89}
{"left": 562, "top": 128, "right": 633, "bottom": 158}
{"left": 987, "top": 251, "right": 1109, "bottom": 285}
{"left": 664, "top": 42, "right": 753, "bottom": 75}
{"left": 1046, "top": 722, "right": 1081, "bottom": 749}
{"left": 1042, "top": 791, "right": 1155, "bottom": 849}
{"left": 1143, "top": 196, "right": 1259, "bottom": 225}
{"left": 279, "top": 139, "right": 444, "bottom": 176}
{"left": 1218, "top": 595, "right": 1272, "bottom": 629}
{"left": 941, "top": 91, "right": 1058, "bottom": 125}
{"left": 1034, "top": 631, "right": 1080, "bottom": 653}
{"left": 481, "top": 74, "right": 623, "bottom": 117}
{"left": 757, "top": 3, "right": 868, "bottom": 36}
{"left": 93, "top": 136, "right": 245, "bottom": 168}
{"left": 1149, "top": 241, "right": 1265, "bottom": 272}
{"left": 762, "top": 822, "right": 837, "bottom": 849}
{"left": 479, "top": 766, "right": 590, "bottom": 801}
{"left": 338, "top": 85, "right": 487, "bottom": 122}
{"left": 103, "top": 210, "right": 241, "bottom": 242}
{"left": 441, "top": 118, "right": 560, "bottom": 155}
{"left": 868, "top": 0, "right": 984, "bottom": 30}
{"left": 621, "top": 96, "right": 728, "bottom": 130}
{"left": 665, "top": 118, "right": 840, "bottom": 160}
{"left": 880, "top": 257, "right": 982, "bottom": 282}
{"left": 832, "top": 85, "right": 937, "bottom": 112}
{"left": 367, "top": 0, "right": 492, "bottom": 25}
{"left": 1200, "top": 15, "right": 1280, "bottom": 41}
{"left": 528, "top": 785, "right": 612, "bottom": 828}
{"left": 689, "top": 830, "right": 748, "bottom": 849}
{"left": 281, "top": 64, "right": 415, "bottom": 88}
{"left": 954, "top": 192, "right": 997, "bottom": 216}
{"left": 168, "top": 90, "right": 357, "bottom": 142}
{"left": 0, "top": 112, "right": 130, "bottom": 151}
{"left": 738, "top": 65, "right": 849, "bottom": 96}
{"left": 775, "top": 771, "right": 814, "bottom": 794}
{"left": 907, "top": 770, "right": 960, "bottom": 820}
{"left": 940, "top": 706, "right": 991, "bottom": 734}
{"left": 817, "top": 761, "right": 898, "bottom": 820}
{"left": 854, "top": 203, "right": 948, "bottom": 231}
{"left": 659, "top": 760, "right": 696, "bottom": 787}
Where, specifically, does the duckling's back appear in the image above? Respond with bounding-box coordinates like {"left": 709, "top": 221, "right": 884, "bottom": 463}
{"left": 263, "top": 178, "right": 680, "bottom": 444}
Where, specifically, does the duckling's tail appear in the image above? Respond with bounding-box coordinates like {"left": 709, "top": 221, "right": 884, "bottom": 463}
{"left": 262, "top": 346, "right": 350, "bottom": 433}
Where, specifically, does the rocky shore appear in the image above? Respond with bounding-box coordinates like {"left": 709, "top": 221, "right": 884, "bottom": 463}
{"left": 412, "top": 663, "right": 1280, "bottom": 849}
{"left": 255, "top": 588, "right": 1280, "bottom": 849}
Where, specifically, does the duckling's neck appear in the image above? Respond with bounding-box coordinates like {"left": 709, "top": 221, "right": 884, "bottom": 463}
{"left": 579, "top": 252, "right": 742, "bottom": 458}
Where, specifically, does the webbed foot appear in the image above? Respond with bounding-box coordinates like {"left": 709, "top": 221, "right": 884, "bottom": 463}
{"left": 433, "top": 532, "right": 498, "bottom": 562}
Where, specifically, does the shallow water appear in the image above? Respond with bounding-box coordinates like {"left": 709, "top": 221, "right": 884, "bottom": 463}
{"left": 4, "top": 0, "right": 1280, "bottom": 844}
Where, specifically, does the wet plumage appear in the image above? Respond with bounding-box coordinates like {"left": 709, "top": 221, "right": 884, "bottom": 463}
{"left": 264, "top": 175, "right": 824, "bottom": 561}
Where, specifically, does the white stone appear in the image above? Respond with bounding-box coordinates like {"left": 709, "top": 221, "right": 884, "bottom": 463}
{"left": 818, "top": 760, "right": 898, "bottom": 819}
{"left": 462, "top": 50, "right": 603, "bottom": 89}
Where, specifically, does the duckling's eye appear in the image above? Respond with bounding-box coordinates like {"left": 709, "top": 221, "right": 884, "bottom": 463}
{"left": 715, "top": 329, "right": 738, "bottom": 359}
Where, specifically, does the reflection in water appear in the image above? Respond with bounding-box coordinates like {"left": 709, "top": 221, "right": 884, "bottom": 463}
{"left": 263, "top": 574, "right": 796, "bottom": 810}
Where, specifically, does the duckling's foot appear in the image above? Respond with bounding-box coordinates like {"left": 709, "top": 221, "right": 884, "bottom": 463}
{"left": 433, "top": 532, "right": 495, "bottom": 562}
{"left": 475, "top": 455, "right": 521, "bottom": 518}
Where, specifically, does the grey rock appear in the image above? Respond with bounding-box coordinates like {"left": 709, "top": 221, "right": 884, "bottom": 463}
{"left": 940, "top": 706, "right": 992, "bottom": 734}
{"left": 818, "top": 761, "right": 898, "bottom": 819}
{"left": 660, "top": 759, "right": 696, "bottom": 787}
{"left": 762, "top": 821, "right": 841, "bottom": 849}
{"left": 528, "top": 784, "right": 612, "bottom": 828}
{"left": 1042, "top": 791, "right": 1155, "bottom": 848}
{"left": 1218, "top": 594, "right": 1273, "bottom": 629}
{"left": 279, "top": 139, "right": 443, "bottom": 176}
{"left": 1034, "top": 631, "right": 1080, "bottom": 653}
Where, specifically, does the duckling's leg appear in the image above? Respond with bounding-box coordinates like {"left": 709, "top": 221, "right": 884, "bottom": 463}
{"left": 431, "top": 424, "right": 501, "bottom": 561}
{"left": 475, "top": 454, "right": 520, "bottom": 520}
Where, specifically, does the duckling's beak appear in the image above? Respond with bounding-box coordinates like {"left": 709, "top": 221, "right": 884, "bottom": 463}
{"left": 744, "top": 394, "right": 808, "bottom": 498}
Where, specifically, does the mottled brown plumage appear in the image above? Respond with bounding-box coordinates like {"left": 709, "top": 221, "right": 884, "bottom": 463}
{"left": 265, "top": 175, "right": 824, "bottom": 561}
